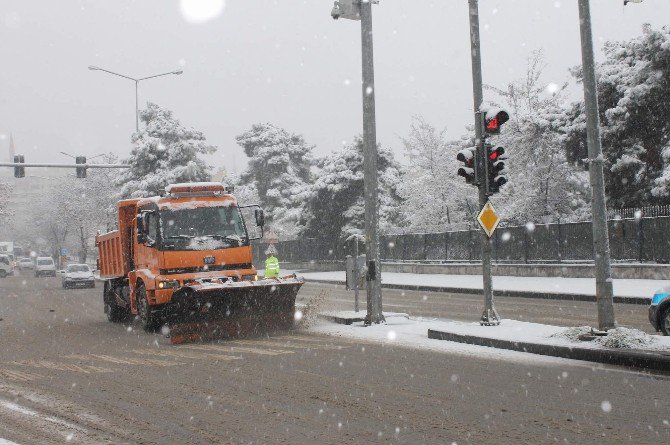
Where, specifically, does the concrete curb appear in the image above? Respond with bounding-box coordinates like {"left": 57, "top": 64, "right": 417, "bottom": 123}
{"left": 302, "top": 278, "right": 650, "bottom": 305}
{"left": 317, "top": 312, "right": 409, "bottom": 326}
{"left": 427, "top": 329, "right": 670, "bottom": 372}
{"left": 318, "top": 314, "right": 365, "bottom": 325}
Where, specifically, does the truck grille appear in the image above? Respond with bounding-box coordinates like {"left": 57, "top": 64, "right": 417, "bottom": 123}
{"left": 159, "top": 263, "right": 253, "bottom": 275}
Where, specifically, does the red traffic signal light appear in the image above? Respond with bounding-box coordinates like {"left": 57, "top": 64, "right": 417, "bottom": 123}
{"left": 486, "top": 144, "right": 508, "bottom": 194}
{"left": 483, "top": 109, "right": 509, "bottom": 135}
{"left": 488, "top": 145, "right": 505, "bottom": 161}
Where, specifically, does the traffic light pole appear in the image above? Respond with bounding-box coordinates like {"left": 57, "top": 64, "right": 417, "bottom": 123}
{"left": 577, "top": 0, "right": 616, "bottom": 331}
{"left": 360, "top": 0, "right": 384, "bottom": 325}
{"left": 468, "top": 0, "right": 499, "bottom": 326}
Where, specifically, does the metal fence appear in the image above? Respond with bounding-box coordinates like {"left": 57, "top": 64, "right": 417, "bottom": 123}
{"left": 269, "top": 216, "right": 670, "bottom": 264}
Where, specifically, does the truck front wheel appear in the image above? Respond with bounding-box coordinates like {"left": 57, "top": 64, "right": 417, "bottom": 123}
{"left": 137, "top": 284, "right": 160, "bottom": 332}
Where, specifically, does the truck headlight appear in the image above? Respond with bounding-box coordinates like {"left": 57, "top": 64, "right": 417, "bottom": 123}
{"left": 158, "top": 280, "right": 180, "bottom": 289}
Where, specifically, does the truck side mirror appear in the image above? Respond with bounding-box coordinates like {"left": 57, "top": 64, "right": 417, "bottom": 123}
{"left": 255, "top": 209, "right": 265, "bottom": 227}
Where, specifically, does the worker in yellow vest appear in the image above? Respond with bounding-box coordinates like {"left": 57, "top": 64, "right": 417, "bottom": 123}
{"left": 264, "top": 245, "right": 280, "bottom": 278}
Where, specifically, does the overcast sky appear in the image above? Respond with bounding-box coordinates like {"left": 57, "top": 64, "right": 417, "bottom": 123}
{"left": 1, "top": 0, "right": 668, "bottom": 173}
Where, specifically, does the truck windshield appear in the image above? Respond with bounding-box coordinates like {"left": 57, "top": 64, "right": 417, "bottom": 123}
{"left": 160, "top": 205, "right": 248, "bottom": 251}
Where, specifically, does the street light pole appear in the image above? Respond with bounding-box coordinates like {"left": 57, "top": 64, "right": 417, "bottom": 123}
{"left": 577, "top": 0, "right": 616, "bottom": 331}
{"left": 88, "top": 66, "right": 183, "bottom": 133}
{"left": 360, "top": 0, "right": 384, "bottom": 325}
{"left": 135, "top": 80, "right": 139, "bottom": 132}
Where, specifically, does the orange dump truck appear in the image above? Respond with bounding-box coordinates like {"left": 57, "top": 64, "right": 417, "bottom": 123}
{"left": 96, "top": 182, "right": 303, "bottom": 336}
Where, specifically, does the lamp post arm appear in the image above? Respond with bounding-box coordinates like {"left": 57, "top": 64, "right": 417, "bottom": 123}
{"left": 90, "top": 67, "right": 137, "bottom": 82}
{"left": 137, "top": 71, "right": 182, "bottom": 81}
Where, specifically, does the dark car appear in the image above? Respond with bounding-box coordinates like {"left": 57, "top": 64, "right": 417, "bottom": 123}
{"left": 649, "top": 286, "right": 670, "bottom": 336}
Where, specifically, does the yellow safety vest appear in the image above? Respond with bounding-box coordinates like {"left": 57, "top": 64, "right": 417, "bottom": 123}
{"left": 265, "top": 256, "right": 280, "bottom": 278}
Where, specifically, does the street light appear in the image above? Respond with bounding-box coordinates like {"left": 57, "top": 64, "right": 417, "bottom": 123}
{"left": 88, "top": 65, "right": 183, "bottom": 132}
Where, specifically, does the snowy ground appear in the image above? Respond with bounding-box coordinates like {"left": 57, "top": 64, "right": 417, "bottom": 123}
{"left": 307, "top": 313, "right": 670, "bottom": 366}
{"left": 280, "top": 270, "right": 665, "bottom": 300}
{"left": 306, "top": 314, "right": 576, "bottom": 366}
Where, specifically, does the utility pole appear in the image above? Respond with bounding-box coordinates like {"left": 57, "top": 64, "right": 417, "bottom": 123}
{"left": 330, "top": 0, "right": 383, "bottom": 324}
{"left": 360, "top": 0, "right": 384, "bottom": 324}
{"left": 467, "top": 0, "right": 499, "bottom": 326}
{"left": 577, "top": 0, "right": 616, "bottom": 331}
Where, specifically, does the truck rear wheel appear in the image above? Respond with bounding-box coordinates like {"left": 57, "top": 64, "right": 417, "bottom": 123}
{"left": 104, "top": 283, "right": 128, "bottom": 323}
{"left": 137, "top": 284, "right": 160, "bottom": 332}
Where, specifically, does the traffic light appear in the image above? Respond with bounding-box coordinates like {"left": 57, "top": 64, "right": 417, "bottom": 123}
{"left": 483, "top": 109, "right": 509, "bottom": 135}
{"left": 76, "top": 156, "right": 87, "bottom": 178}
{"left": 486, "top": 144, "right": 508, "bottom": 194}
{"left": 457, "top": 147, "right": 476, "bottom": 184}
{"left": 13, "top": 155, "right": 25, "bottom": 178}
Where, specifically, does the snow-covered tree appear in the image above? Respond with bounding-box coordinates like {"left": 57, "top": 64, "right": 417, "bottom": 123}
{"left": 485, "top": 51, "right": 591, "bottom": 223}
{"left": 117, "top": 103, "right": 215, "bottom": 198}
{"left": 0, "top": 180, "right": 12, "bottom": 224}
{"left": 27, "top": 168, "right": 120, "bottom": 262}
{"left": 236, "top": 123, "right": 313, "bottom": 239}
{"left": 300, "top": 137, "right": 404, "bottom": 241}
{"left": 563, "top": 25, "right": 670, "bottom": 207}
{"left": 397, "top": 116, "right": 476, "bottom": 232}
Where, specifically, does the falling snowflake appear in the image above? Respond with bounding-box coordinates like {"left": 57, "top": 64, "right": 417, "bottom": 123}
{"left": 601, "top": 401, "right": 612, "bottom": 413}
{"left": 180, "top": 0, "right": 225, "bottom": 24}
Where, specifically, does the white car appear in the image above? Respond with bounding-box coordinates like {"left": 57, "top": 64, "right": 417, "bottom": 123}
{"left": 0, "top": 254, "right": 12, "bottom": 278}
{"left": 18, "top": 258, "right": 34, "bottom": 270}
{"left": 61, "top": 263, "right": 95, "bottom": 289}
{"left": 34, "top": 257, "right": 56, "bottom": 277}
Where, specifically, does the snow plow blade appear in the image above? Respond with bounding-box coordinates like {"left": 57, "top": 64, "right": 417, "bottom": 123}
{"left": 165, "top": 275, "right": 304, "bottom": 344}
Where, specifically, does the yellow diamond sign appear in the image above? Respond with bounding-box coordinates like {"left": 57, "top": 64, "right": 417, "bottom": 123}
{"left": 477, "top": 201, "right": 500, "bottom": 238}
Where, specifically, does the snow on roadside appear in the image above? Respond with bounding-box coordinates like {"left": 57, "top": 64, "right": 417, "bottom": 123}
{"left": 306, "top": 316, "right": 670, "bottom": 367}
{"left": 307, "top": 315, "right": 582, "bottom": 366}
{"left": 552, "top": 326, "right": 662, "bottom": 350}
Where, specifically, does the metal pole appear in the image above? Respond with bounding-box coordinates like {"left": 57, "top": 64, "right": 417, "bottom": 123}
{"left": 468, "top": 0, "right": 499, "bottom": 326}
{"left": 354, "top": 237, "right": 359, "bottom": 313}
{"left": 577, "top": 0, "right": 616, "bottom": 331}
{"left": 135, "top": 80, "right": 140, "bottom": 133}
{"left": 360, "top": 0, "right": 383, "bottom": 324}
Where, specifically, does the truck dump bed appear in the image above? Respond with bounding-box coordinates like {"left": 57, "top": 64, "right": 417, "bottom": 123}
{"left": 97, "top": 230, "right": 126, "bottom": 279}
{"left": 96, "top": 198, "right": 139, "bottom": 280}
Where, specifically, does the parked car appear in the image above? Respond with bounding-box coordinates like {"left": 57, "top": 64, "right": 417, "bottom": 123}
{"left": 0, "top": 254, "right": 12, "bottom": 278}
{"left": 34, "top": 257, "right": 56, "bottom": 277}
{"left": 61, "top": 263, "right": 95, "bottom": 289}
{"left": 649, "top": 286, "right": 670, "bottom": 336}
{"left": 18, "top": 258, "right": 34, "bottom": 270}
